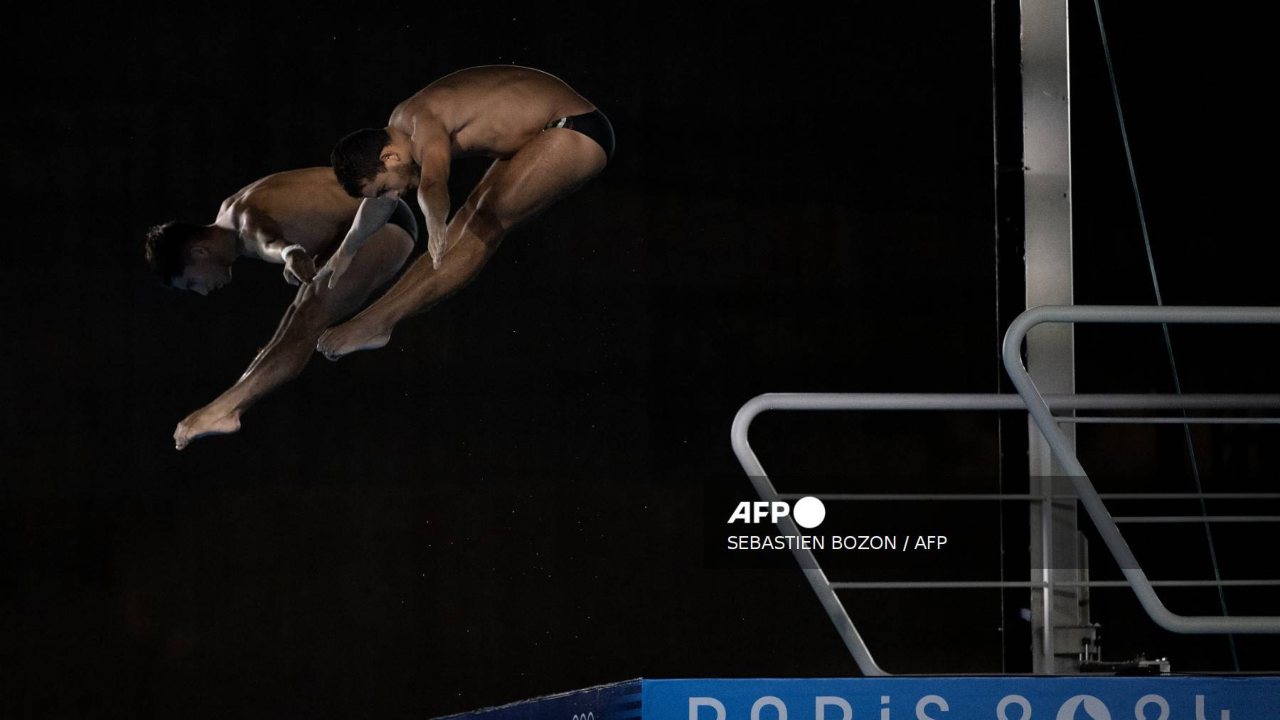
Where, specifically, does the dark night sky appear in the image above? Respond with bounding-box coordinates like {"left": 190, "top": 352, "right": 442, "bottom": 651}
{"left": 3, "top": 2, "right": 1278, "bottom": 717}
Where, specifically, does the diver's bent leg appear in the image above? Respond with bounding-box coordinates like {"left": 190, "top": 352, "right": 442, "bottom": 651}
{"left": 316, "top": 129, "right": 607, "bottom": 359}
{"left": 174, "top": 229, "right": 412, "bottom": 449}
{"left": 317, "top": 201, "right": 503, "bottom": 359}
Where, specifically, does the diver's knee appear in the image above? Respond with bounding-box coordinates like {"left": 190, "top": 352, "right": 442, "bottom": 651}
{"left": 468, "top": 195, "right": 512, "bottom": 239}
{"left": 287, "top": 293, "right": 339, "bottom": 333}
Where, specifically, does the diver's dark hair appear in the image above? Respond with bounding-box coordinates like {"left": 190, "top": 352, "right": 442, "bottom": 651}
{"left": 143, "top": 221, "right": 204, "bottom": 286}
{"left": 331, "top": 127, "right": 392, "bottom": 197}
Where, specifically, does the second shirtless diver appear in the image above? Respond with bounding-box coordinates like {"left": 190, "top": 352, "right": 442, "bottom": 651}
{"left": 317, "top": 65, "right": 614, "bottom": 359}
{"left": 144, "top": 167, "right": 417, "bottom": 449}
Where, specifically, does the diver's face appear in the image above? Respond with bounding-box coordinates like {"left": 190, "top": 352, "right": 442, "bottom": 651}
{"left": 361, "top": 170, "right": 408, "bottom": 200}
{"left": 172, "top": 255, "right": 232, "bottom": 296}
{"left": 361, "top": 150, "right": 415, "bottom": 199}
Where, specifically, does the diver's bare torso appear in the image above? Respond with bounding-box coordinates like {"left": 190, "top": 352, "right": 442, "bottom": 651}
{"left": 391, "top": 66, "right": 597, "bottom": 160}
{"left": 214, "top": 167, "right": 362, "bottom": 258}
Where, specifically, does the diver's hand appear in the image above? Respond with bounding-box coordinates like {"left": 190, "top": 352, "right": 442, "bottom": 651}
{"left": 282, "top": 247, "right": 317, "bottom": 285}
{"left": 426, "top": 221, "right": 448, "bottom": 269}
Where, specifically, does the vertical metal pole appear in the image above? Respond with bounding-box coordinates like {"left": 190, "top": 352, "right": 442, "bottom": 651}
{"left": 993, "top": 0, "right": 1030, "bottom": 672}
{"left": 1021, "top": 0, "right": 1085, "bottom": 673}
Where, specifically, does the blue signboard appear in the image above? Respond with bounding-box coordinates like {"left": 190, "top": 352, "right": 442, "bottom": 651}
{"left": 437, "top": 677, "right": 1280, "bottom": 720}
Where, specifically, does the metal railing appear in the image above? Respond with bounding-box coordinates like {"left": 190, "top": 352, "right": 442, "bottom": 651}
{"left": 730, "top": 305, "right": 1280, "bottom": 675}
{"left": 1004, "top": 306, "right": 1280, "bottom": 636}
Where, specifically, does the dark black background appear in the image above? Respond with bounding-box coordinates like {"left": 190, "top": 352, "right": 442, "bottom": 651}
{"left": 3, "top": 2, "right": 1278, "bottom": 717}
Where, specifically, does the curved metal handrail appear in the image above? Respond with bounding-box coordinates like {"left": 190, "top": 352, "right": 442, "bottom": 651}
{"left": 1002, "top": 305, "right": 1280, "bottom": 634}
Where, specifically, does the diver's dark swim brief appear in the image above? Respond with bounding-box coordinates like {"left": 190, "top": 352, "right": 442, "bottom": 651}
{"left": 388, "top": 198, "right": 420, "bottom": 241}
{"left": 545, "top": 109, "right": 616, "bottom": 160}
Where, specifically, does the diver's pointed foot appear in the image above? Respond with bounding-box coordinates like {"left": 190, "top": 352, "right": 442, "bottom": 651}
{"left": 317, "top": 318, "right": 392, "bottom": 360}
{"left": 174, "top": 405, "right": 242, "bottom": 450}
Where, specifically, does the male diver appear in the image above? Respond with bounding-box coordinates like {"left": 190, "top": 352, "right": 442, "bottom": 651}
{"left": 144, "top": 167, "right": 417, "bottom": 449}
{"left": 317, "top": 65, "right": 613, "bottom": 359}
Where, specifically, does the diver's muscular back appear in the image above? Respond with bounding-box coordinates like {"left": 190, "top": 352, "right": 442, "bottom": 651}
{"left": 216, "top": 168, "right": 362, "bottom": 256}
{"left": 391, "top": 66, "right": 597, "bottom": 159}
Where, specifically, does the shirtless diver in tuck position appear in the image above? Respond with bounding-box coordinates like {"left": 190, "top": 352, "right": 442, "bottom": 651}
{"left": 317, "top": 64, "right": 615, "bottom": 358}
{"left": 144, "top": 167, "right": 418, "bottom": 449}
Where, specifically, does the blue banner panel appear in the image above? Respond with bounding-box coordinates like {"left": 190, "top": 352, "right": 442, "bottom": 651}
{"left": 645, "top": 678, "right": 1279, "bottom": 720}
{"left": 436, "top": 677, "right": 1279, "bottom": 719}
